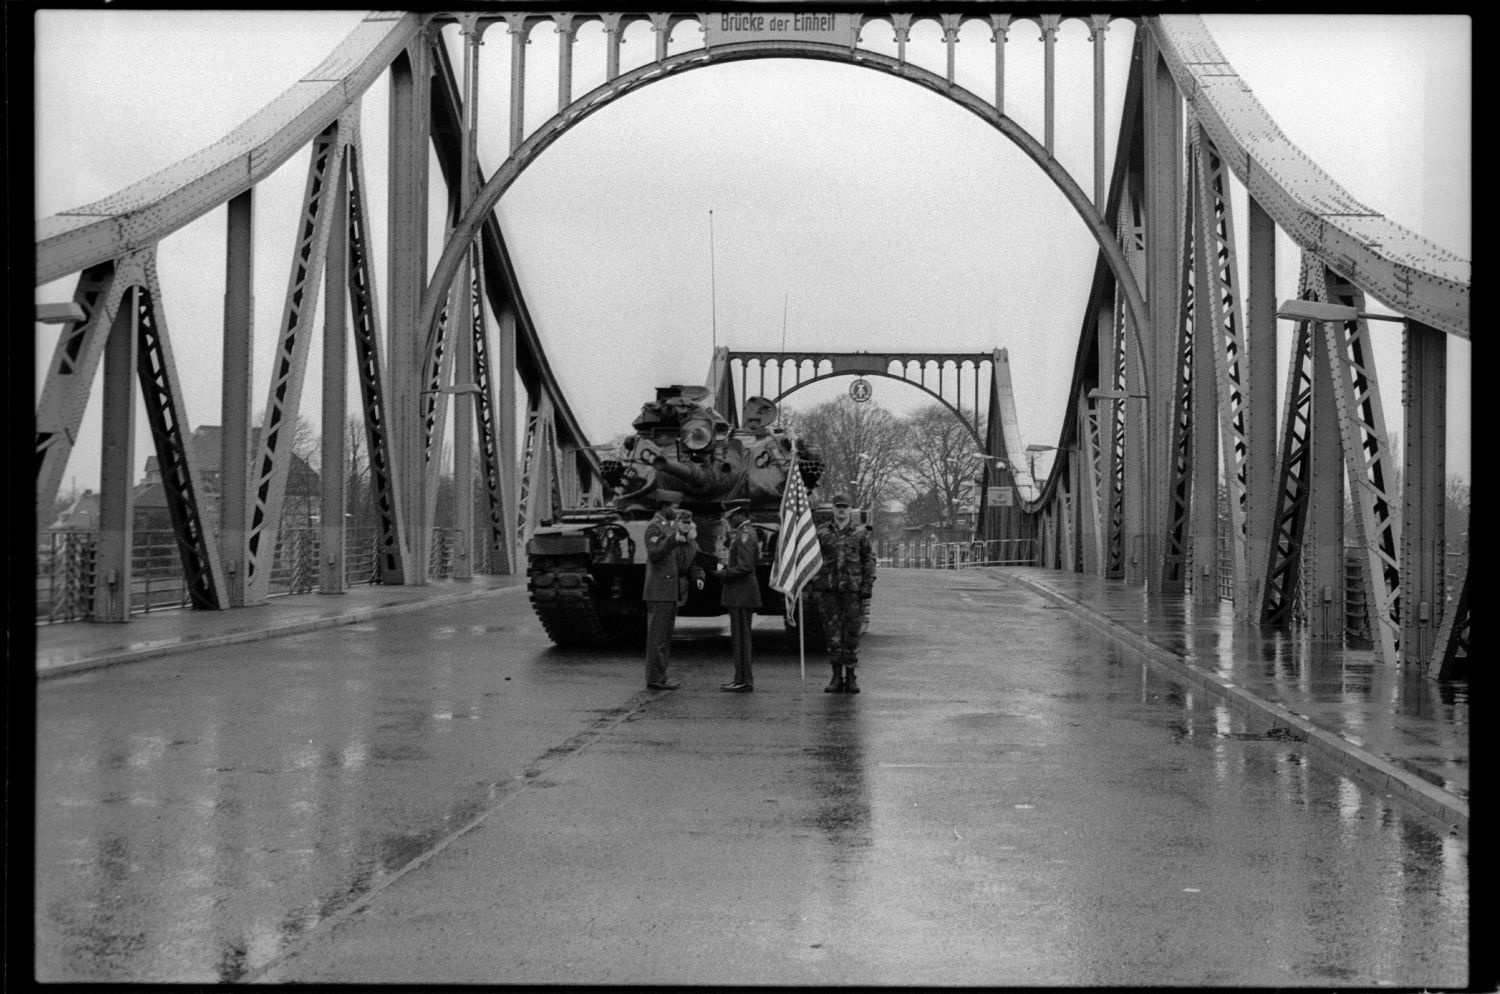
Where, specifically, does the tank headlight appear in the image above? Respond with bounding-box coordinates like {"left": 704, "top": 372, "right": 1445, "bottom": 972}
{"left": 681, "top": 417, "right": 715, "bottom": 452}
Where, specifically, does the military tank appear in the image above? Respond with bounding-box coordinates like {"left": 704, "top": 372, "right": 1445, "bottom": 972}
{"left": 525, "top": 385, "right": 823, "bottom": 646}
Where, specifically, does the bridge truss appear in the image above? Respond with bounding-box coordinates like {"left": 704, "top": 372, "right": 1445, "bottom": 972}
{"left": 34, "top": 11, "right": 1468, "bottom": 677}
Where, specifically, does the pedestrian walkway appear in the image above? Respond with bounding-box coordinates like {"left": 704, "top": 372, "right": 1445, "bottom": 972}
{"left": 33, "top": 576, "right": 527, "bottom": 680}
{"left": 1002, "top": 568, "right": 1468, "bottom": 832}
{"left": 32, "top": 566, "right": 1468, "bottom": 832}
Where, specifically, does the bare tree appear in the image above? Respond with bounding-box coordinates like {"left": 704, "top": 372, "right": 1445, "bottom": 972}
{"left": 781, "top": 397, "right": 908, "bottom": 509}
{"left": 896, "top": 403, "right": 986, "bottom": 528}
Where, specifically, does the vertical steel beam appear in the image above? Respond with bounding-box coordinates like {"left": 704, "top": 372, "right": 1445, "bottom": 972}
{"left": 1089, "top": 15, "right": 1110, "bottom": 212}
{"left": 1040, "top": 15, "right": 1060, "bottom": 157}
{"left": 388, "top": 40, "right": 431, "bottom": 585}
{"left": 940, "top": 14, "right": 960, "bottom": 84}
{"left": 36, "top": 262, "right": 121, "bottom": 516}
{"left": 555, "top": 14, "right": 576, "bottom": 110}
{"left": 95, "top": 284, "right": 139, "bottom": 623}
{"left": 453, "top": 14, "right": 481, "bottom": 581}
{"left": 1077, "top": 389, "right": 1103, "bottom": 575}
{"left": 650, "top": 12, "right": 671, "bottom": 62}
{"left": 1139, "top": 32, "right": 1182, "bottom": 593}
{"left": 603, "top": 14, "right": 623, "bottom": 82}
{"left": 497, "top": 308, "right": 519, "bottom": 573}
{"left": 221, "top": 191, "right": 254, "bottom": 607}
{"left": 989, "top": 15, "right": 1011, "bottom": 116}
{"left": 1116, "top": 185, "right": 1147, "bottom": 583}
{"left": 321, "top": 152, "right": 349, "bottom": 595}
{"left": 1306, "top": 318, "right": 1345, "bottom": 640}
{"left": 891, "top": 14, "right": 912, "bottom": 65}
{"left": 507, "top": 14, "right": 528, "bottom": 154}
{"left": 1402, "top": 321, "right": 1445, "bottom": 668}
{"left": 1243, "top": 196, "right": 1278, "bottom": 618}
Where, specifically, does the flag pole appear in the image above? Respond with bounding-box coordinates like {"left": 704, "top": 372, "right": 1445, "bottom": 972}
{"left": 798, "top": 594, "right": 805, "bottom": 681}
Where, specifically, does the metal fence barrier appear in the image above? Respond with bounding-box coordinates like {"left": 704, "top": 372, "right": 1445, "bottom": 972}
{"left": 877, "top": 538, "right": 1037, "bottom": 569}
{"left": 36, "top": 526, "right": 485, "bottom": 623}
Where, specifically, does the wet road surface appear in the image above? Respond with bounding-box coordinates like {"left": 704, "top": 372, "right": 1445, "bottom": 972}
{"left": 34, "top": 571, "right": 1468, "bottom": 985}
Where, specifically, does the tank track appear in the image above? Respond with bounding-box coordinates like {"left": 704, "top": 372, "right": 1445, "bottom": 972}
{"left": 527, "top": 558, "right": 613, "bottom": 646}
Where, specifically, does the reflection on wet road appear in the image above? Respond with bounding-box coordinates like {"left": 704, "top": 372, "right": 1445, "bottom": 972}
{"left": 35, "top": 573, "right": 1467, "bottom": 985}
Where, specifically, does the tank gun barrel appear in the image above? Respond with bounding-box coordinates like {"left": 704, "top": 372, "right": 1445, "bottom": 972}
{"left": 652, "top": 456, "right": 744, "bottom": 500}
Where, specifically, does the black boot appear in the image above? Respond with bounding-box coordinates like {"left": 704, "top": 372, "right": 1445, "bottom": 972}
{"left": 843, "top": 669, "right": 859, "bottom": 694}
{"left": 824, "top": 663, "right": 844, "bottom": 693}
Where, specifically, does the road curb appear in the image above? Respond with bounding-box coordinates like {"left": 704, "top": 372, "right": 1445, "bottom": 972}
{"left": 1004, "top": 572, "right": 1468, "bottom": 836}
{"left": 37, "top": 585, "right": 525, "bottom": 682}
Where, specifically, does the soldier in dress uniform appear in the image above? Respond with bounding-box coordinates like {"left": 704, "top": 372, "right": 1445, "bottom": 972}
{"left": 642, "top": 493, "right": 702, "bottom": 690}
{"left": 811, "top": 493, "right": 876, "bottom": 693}
{"left": 715, "top": 498, "right": 761, "bottom": 692}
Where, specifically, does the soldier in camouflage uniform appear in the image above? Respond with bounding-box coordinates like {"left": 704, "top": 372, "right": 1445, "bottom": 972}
{"left": 811, "top": 493, "right": 876, "bottom": 693}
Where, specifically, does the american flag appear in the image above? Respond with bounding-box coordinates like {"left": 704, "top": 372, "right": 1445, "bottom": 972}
{"left": 769, "top": 453, "right": 823, "bottom": 613}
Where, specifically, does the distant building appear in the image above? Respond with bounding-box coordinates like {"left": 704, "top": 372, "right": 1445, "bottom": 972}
{"left": 49, "top": 489, "right": 101, "bottom": 531}
{"left": 133, "top": 425, "right": 319, "bottom": 532}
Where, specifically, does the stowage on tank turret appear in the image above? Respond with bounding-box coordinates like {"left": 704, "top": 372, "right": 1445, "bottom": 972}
{"left": 525, "top": 385, "right": 823, "bottom": 646}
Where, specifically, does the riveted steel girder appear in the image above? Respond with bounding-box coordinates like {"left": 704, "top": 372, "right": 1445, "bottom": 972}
{"left": 1191, "top": 125, "right": 1252, "bottom": 611}
{"left": 467, "top": 250, "right": 511, "bottom": 574}
{"left": 518, "top": 392, "right": 563, "bottom": 548}
{"left": 1433, "top": 568, "right": 1469, "bottom": 681}
{"left": 1148, "top": 16, "right": 1468, "bottom": 338}
{"left": 133, "top": 257, "right": 225, "bottom": 610}
{"left": 1161, "top": 143, "right": 1198, "bottom": 595}
{"left": 345, "top": 148, "right": 408, "bottom": 584}
{"left": 244, "top": 124, "right": 346, "bottom": 603}
{"left": 1261, "top": 270, "right": 1318, "bottom": 627}
{"left": 1317, "top": 270, "right": 1402, "bottom": 665}
{"left": 36, "top": 262, "right": 123, "bottom": 515}
{"left": 35, "top": 14, "right": 422, "bottom": 286}
{"left": 1402, "top": 321, "right": 1447, "bottom": 668}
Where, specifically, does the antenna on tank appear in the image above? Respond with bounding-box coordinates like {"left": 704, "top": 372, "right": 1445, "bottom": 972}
{"left": 709, "top": 209, "right": 718, "bottom": 353}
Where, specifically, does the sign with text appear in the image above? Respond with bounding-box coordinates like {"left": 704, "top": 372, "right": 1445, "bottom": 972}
{"left": 987, "top": 486, "right": 1013, "bottom": 507}
{"left": 704, "top": 12, "right": 854, "bottom": 46}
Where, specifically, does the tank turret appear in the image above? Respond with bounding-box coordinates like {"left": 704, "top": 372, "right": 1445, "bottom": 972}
{"left": 605, "top": 386, "right": 820, "bottom": 511}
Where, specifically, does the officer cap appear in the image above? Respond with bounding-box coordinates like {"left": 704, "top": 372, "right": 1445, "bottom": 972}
{"left": 721, "top": 498, "right": 751, "bottom": 514}
{"left": 830, "top": 493, "right": 852, "bottom": 507}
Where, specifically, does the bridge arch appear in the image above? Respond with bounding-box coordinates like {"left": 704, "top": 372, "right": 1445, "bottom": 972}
{"left": 752, "top": 367, "right": 984, "bottom": 451}
{"left": 419, "top": 37, "right": 1152, "bottom": 387}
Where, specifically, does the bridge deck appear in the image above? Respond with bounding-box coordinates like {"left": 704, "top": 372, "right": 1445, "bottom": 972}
{"left": 31, "top": 569, "right": 1469, "bottom": 984}
{"left": 35, "top": 568, "right": 1467, "bottom": 822}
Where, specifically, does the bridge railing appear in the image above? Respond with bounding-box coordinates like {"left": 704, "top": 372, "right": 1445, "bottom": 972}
{"left": 877, "top": 538, "right": 1038, "bottom": 569}
{"left": 35, "top": 526, "right": 485, "bottom": 623}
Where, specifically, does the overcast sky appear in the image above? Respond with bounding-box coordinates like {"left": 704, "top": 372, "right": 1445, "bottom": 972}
{"left": 34, "top": 11, "right": 1470, "bottom": 496}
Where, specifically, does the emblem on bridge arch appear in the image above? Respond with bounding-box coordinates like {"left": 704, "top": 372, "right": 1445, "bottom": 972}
{"left": 849, "top": 378, "right": 872, "bottom": 404}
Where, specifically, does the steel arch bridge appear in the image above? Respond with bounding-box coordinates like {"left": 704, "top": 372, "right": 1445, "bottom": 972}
{"left": 34, "top": 11, "right": 1469, "bottom": 677}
